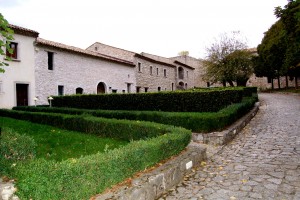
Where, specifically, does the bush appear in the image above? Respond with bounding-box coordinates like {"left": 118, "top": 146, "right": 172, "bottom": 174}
{"left": 13, "top": 95, "right": 258, "bottom": 133}
{"left": 0, "top": 129, "right": 36, "bottom": 175}
{"left": 51, "top": 89, "right": 243, "bottom": 112}
{"left": 0, "top": 129, "right": 36, "bottom": 161}
{"left": 0, "top": 111, "right": 191, "bottom": 199}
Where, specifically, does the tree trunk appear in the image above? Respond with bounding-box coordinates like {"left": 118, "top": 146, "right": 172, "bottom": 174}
{"left": 286, "top": 75, "right": 289, "bottom": 88}
{"left": 228, "top": 80, "right": 234, "bottom": 87}
{"left": 271, "top": 78, "right": 274, "bottom": 90}
{"left": 222, "top": 81, "right": 226, "bottom": 87}
{"left": 236, "top": 79, "right": 248, "bottom": 87}
{"left": 278, "top": 76, "right": 281, "bottom": 89}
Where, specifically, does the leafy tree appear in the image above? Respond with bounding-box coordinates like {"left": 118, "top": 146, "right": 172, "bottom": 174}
{"left": 256, "top": 0, "right": 300, "bottom": 88}
{"left": 178, "top": 51, "right": 189, "bottom": 56}
{"left": 0, "top": 13, "right": 14, "bottom": 73}
{"left": 255, "top": 20, "right": 287, "bottom": 89}
{"left": 203, "top": 31, "right": 254, "bottom": 86}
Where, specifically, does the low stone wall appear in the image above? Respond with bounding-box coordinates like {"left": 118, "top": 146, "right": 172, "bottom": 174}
{"left": 192, "top": 102, "right": 260, "bottom": 145}
{"left": 94, "top": 145, "right": 207, "bottom": 200}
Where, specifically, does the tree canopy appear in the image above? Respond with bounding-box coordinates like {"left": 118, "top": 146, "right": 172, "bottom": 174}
{"left": 255, "top": 0, "right": 300, "bottom": 86}
{"left": 0, "top": 13, "right": 14, "bottom": 73}
{"left": 203, "top": 31, "right": 254, "bottom": 86}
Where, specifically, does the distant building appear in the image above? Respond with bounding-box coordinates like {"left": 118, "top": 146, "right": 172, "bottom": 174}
{"left": 87, "top": 42, "right": 196, "bottom": 92}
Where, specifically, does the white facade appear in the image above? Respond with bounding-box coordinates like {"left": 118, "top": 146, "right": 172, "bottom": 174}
{"left": 0, "top": 26, "right": 38, "bottom": 108}
{"left": 34, "top": 38, "right": 136, "bottom": 105}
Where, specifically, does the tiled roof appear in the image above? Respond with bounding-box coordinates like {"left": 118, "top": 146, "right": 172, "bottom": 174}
{"left": 135, "top": 53, "right": 175, "bottom": 68}
{"left": 35, "top": 38, "right": 135, "bottom": 67}
{"left": 86, "top": 42, "right": 136, "bottom": 62}
{"left": 174, "top": 60, "right": 195, "bottom": 70}
{"left": 8, "top": 24, "right": 39, "bottom": 38}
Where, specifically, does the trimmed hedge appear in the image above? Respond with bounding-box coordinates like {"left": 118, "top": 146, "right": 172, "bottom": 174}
{"left": 51, "top": 89, "right": 243, "bottom": 112}
{"left": 0, "top": 111, "right": 191, "bottom": 199}
{"left": 14, "top": 95, "right": 257, "bottom": 132}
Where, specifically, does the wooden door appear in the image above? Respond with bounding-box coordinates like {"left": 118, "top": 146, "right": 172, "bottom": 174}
{"left": 16, "top": 84, "right": 29, "bottom": 106}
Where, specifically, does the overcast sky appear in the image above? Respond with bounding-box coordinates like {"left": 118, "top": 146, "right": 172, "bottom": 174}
{"left": 1, "top": 0, "right": 288, "bottom": 59}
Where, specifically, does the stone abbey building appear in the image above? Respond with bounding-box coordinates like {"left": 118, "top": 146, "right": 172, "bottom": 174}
{"left": 0, "top": 24, "right": 290, "bottom": 108}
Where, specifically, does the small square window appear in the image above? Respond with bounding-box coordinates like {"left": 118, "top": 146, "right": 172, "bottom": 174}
{"left": 112, "top": 89, "right": 117, "bottom": 93}
{"left": 6, "top": 42, "right": 18, "bottom": 59}
{"left": 138, "top": 62, "right": 141, "bottom": 72}
{"left": 164, "top": 69, "right": 167, "bottom": 77}
{"left": 158, "top": 87, "right": 161, "bottom": 92}
{"left": 145, "top": 87, "right": 148, "bottom": 93}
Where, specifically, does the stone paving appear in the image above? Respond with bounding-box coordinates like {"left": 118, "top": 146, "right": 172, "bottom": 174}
{"left": 159, "top": 93, "right": 300, "bottom": 200}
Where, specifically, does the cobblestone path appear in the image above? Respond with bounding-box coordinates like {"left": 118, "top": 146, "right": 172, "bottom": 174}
{"left": 159, "top": 93, "right": 300, "bottom": 200}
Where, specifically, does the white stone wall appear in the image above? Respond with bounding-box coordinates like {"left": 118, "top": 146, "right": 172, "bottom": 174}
{"left": 35, "top": 46, "right": 136, "bottom": 105}
{"left": 0, "top": 34, "right": 36, "bottom": 108}
{"left": 135, "top": 57, "right": 176, "bottom": 92}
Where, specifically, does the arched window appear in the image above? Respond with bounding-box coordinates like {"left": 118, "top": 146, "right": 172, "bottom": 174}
{"left": 97, "top": 82, "right": 106, "bottom": 94}
{"left": 178, "top": 67, "right": 184, "bottom": 79}
{"left": 76, "top": 87, "right": 83, "bottom": 94}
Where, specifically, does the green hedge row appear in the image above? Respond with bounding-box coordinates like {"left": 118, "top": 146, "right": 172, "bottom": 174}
{"left": 51, "top": 89, "right": 243, "bottom": 112}
{"left": 0, "top": 110, "right": 191, "bottom": 199}
{"left": 14, "top": 95, "right": 257, "bottom": 132}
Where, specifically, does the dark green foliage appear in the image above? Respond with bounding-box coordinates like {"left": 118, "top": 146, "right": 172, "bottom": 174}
{"left": 51, "top": 89, "right": 243, "bottom": 112}
{"left": 12, "top": 94, "right": 257, "bottom": 133}
{"left": 0, "top": 111, "right": 191, "bottom": 199}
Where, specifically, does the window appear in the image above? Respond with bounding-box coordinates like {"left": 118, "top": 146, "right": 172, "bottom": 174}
{"left": 178, "top": 67, "right": 184, "bottom": 79}
{"left": 122, "top": 90, "right": 126, "bottom": 93}
{"left": 76, "top": 87, "right": 83, "bottom": 94}
{"left": 158, "top": 87, "right": 161, "bottom": 92}
{"left": 48, "top": 52, "right": 54, "bottom": 70}
{"left": 164, "top": 69, "right": 167, "bottom": 77}
{"left": 186, "top": 71, "right": 189, "bottom": 78}
{"left": 207, "top": 82, "right": 210, "bottom": 87}
{"left": 138, "top": 62, "right": 141, "bottom": 72}
{"left": 150, "top": 66, "right": 153, "bottom": 75}
{"left": 112, "top": 89, "right": 117, "bottom": 93}
{"left": 267, "top": 77, "right": 272, "bottom": 83}
{"left": 172, "top": 83, "right": 174, "bottom": 91}
{"left": 6, "top": 42, "right": 18, "bottom": 59}
{"left": 127, "top": 83, "right": 131, "bottom": 93}
{"left": 156, "top": 68, "right": 159, "bottom": 75}
{"left": 136, "top": 86, "right": 141, "bottom": 93}
{"left": 58, "top": 85, "right": 64, "bottom": 96}
{"left": 95, "top": 46, "right": 98, "bottom": 51}
{"left": 145, "top": 87, "right": 148, "bottom": 93}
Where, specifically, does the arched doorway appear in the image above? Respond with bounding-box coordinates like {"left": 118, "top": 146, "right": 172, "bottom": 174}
{"left": 97, "top": 82, "right": 106, "bottom": 94}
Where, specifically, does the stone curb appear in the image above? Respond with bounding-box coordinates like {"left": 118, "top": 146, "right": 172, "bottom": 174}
{"left": 94, "top": 145, "right": 207, "bottom": 200}
{"left": 192, "top": 102, "right": 260, "bottom": 145}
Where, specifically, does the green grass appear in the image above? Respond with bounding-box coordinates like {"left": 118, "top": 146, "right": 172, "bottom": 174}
{"left": 0, "top": 117, "right": 128, "bottom": 161}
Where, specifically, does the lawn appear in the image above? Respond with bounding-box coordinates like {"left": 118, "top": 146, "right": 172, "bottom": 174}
{"left": 0, "top": 117, "right": 128, "bottom": 161}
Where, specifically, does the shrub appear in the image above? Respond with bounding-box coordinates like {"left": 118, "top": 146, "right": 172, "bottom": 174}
{"left": 0, "top": 129, "right": 36, "bottom": 161}
{"left": 51, "top": 89, "right": 243, "bottom": 112}
{"left": 0, "top": 129, "right": 36, "bottom": 175}
{"left": 0, "top": 111, "right": 191, "bottom": 199}
{"left": 13, "top": 95, "right": 258, "bottom": 133}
